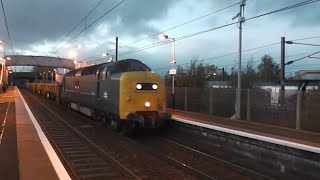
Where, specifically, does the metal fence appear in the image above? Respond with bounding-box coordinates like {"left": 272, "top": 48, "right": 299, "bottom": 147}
{"left": 166, "top": 87, "right": 320, "bottom": 133}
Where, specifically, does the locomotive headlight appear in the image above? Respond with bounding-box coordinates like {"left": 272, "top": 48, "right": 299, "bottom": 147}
{"left": 152, "top": 84, "right": 158, "bottom": 90}
{"left": 136, "top": 84, "right": 142, "bottom": 90}
{"left": 145, "top": 101, "right": 151, "bottom": 108}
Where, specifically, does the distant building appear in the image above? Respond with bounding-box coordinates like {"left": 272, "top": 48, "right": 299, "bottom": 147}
{"left": 206, "top": 81, "right": 231, "bottom": 88}
{"left": 289, "top": 70, "right": 320, "bottom": 81}
{"left": 256, "top": 70, "right": 320, "bottom": 105}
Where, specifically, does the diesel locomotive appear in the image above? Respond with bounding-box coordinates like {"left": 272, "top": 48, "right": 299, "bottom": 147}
{"left": 59, "top": 59, "right": 170, "bottom": 131}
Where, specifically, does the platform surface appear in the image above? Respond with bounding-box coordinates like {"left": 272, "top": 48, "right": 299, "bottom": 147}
{"left": 169, "top": 109, "right": 320, "bottom": 154}
{"left": 0, "top": 87, "right": 70, "bottom": 180}
{"left": 0, "top": 88, "right": 19, "bottom": 180}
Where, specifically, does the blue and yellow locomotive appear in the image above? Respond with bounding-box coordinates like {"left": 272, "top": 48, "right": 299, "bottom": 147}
{"left": 60, "top": 59, "right": 170, "bottom": 131}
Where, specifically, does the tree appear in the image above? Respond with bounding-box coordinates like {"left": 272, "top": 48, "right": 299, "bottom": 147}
{"left": 257, "top": 54, "right": 280, "bottom": 83}
{"left": 229, "top": 58, "right": 258, "bottom": 89}
{"left": 242, "top": 58, "right": 258, "bottom": 88}
{"left": 164, "top": 57, "right": 218, "bottom": 88}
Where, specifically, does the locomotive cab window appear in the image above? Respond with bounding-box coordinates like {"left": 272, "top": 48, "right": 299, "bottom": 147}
{"left": 99, "top": 66, "right": 109, "bottom": 80}
{"left": 81, "top": 65, "right": 100, "bottom": 76}
{"left": 109, "top": 59, "right": 151, "bottom": 74}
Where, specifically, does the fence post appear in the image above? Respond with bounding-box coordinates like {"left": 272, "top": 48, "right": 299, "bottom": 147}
{"left": 247, "top": 89, "right": 251, "bottom": 121}
{"left": 296, "top": 90, "right": 302, "bottom": 130}
{"left": 209, "top": 87, "right": 213, "bottom": 115}
{"left": 184, "top": 87, "right": 187, "bottom": 111}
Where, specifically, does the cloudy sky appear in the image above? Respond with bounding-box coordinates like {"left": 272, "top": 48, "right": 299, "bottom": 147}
{"left": 0, "top": 0, "right": 319, "bottom": 76}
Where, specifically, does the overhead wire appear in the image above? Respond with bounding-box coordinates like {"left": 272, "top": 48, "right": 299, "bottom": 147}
{"left": 90, "top": 33, "right": 320, "bottom": 69}
{"left": 291, "top": 35, "right": 320, "bottom": 42}
{"left": 0, "top": 0, "right": 14, "bottom": 55}
{"left": 118, "top": 2, "right": 240, "bottom": 49}
{"left": 246, "top": 0, "right": 320, "bottom": 21}
{"left": 83, "top": 2, "right": 241, "bottom": 59}
{"left": 151, "top": 43, "right": 280, "bottom": 72}
{"left": 151, "top": 35, "right": 320, "bottom": 73}
{"left": 48, "top": 0, "right": 106, "bottom": 55}
{"left": 53, "top": 0, "right": 127, "bottom": 54}
{"left": 115, "top": 0, "right": 320, "bottom": 58}
{"left": 90, "top": 32, "right": 320, "bottom": 73}
{"left": 285, "top": 50, "right": 320, "bottom": 65}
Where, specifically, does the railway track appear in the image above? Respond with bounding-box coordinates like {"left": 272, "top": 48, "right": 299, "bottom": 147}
{"left": 22, "top": 89, "right": 273, "bottom": 179}
{"left": 22, "top": 90, "right": 141, "bottom": 180}
{"left": 130, "top": 135, "right": 272, "bottom": 180}
{"left": 159, "top": 137, "right": 272, "bottom": 180}
{"left": 22, "top": 89, "right": 195, "bottom": 180}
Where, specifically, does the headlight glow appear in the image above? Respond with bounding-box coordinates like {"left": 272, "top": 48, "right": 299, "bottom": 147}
{"left": 152, "top": 84, "right": 158, "bottom": 90}
{"left": 145, "top": 102, "right": 150, "bottom": 108}
{"left": 136, "top": 84, "right": 142, "bottom": 90}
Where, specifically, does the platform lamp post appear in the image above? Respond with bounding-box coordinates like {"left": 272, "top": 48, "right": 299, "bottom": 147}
{"left": 0, "top": 40, "right": 4, "bottom": 58}
{"left": 5, "top": 57, "right": 11, "bottom": 79}
{"left": 9, "top": 70, "right": 12, "bottom": 86}
{"left": 0, "top": 41, "right": 5, "bottom": 92}
{"left": 47, "top": 71, "right": 49, "bottom": 83}
{"left": 48, "top": 70, "right": 54, "bottom": 84}
{"left": 42, "top": 72, "right": 45, "bottom": 83}
{"left": 218, "top": 68, "right": 225, "bottom": 81}
{"left": 53, "top": 69, "right": 57, "bottom": 83}
{"left": 102, "top": 52, "right": 113, "bottom": 62}
{"left": 159, "top": 34, "right": 176, "bottom": 108}
{"left": 71, "top": 45, "right": 81, "bottom": 69}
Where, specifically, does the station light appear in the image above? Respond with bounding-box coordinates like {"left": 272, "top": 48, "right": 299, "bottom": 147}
{"left": 159, "top": 34, "right": 169, "bottom": 40}
{"left": 159, "top": 34, "right": 176, "bottom": 108}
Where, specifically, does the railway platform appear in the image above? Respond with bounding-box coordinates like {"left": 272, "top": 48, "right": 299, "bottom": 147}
{"left": 169, "top": 109, "right": 320, "bottom": 178}
{"left": 0, "top": 87, "right": 70, "bottom": 180}
{"left": 169, "top": 109, "right": 320, "bottom": 153}
{"left": 1, "top": 86, "right": 319, "bottom": 179}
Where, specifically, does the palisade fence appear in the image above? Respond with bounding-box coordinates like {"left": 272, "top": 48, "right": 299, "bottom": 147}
{"left": 166, "top": 87, "right": 320, "bottom": 133}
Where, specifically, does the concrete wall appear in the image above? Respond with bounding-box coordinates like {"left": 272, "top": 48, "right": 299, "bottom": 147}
{"left": 173, "top": 121, "right": 320, "bottom": 179}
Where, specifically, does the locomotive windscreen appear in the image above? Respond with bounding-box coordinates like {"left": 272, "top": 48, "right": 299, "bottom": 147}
{"left": 109, "top": 59, "right": 151, "bottom": 74}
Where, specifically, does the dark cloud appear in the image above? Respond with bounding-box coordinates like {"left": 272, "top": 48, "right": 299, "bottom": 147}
{"left": 0, "top": 0, "right": 179, "bottom": 51}
{"left": 4, "top": 0, "right": 101, "bottom": 46}
{"left": 205, "top": 0, "right": 320, "bottom": 27}
{"left": 0, "top": 0, "right": 319, "bottom": 67}
{"left": 248, "top": 0, "right": 320, "bottom": 27}
{"left": 109, "top": 0, "right": 179, "bottom": 35}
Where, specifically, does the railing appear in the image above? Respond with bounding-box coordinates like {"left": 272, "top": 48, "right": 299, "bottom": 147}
{"left": 167, "top": 87, "right": 320, "bottom": 133}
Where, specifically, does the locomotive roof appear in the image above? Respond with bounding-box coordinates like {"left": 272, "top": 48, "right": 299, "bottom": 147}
{"left": 65, "top": 59, "right": 151, "bottom": 77}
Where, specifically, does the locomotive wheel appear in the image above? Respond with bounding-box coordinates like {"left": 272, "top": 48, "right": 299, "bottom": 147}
{"left": 121, "top": 122, "right": 134, "bottom": 136}
{"left": 110, "top": 119, "right": 121, "bottom": 132}
{"left": 99, "top": 113, "right": 110, "bottom": 127}
{"left": 92, "top": 111, "right": 99, "bottom": 122}
{"left": 100, "top": 116, "right": 108, "bottom": 127}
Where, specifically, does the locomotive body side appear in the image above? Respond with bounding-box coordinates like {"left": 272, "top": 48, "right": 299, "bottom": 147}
{"left": 59, "top": 59, "right": 170, "bottom": 130}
